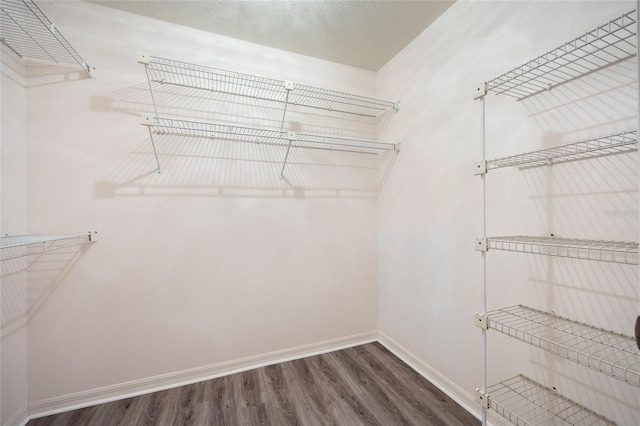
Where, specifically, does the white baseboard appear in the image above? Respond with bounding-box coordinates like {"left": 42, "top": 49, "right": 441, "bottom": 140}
{"left": 377, "top": 331, "right": 510, "bottom": 426}
{"left": 3, "top": 406, "right": 29, "bottom": 426}
{"left": 28, "top": 331, "right": 377, "bottom": 419}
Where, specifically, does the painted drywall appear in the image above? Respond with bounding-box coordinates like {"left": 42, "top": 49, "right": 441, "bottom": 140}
{"left": 25, "top": 1, "right": 380, "bottom": 406}
{"left": 1, "top": 49, "right": 29, "bottom": 425}
{"left": 377, "top": 1, "right": 639, "bottom": 424}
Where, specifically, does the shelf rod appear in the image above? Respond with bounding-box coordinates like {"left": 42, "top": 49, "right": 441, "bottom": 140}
{"left": 279, "top": 87, "right": 291, "bottom": 135}
{"left": 279, "top": 87, "right": 292, "bottom": 179}
{"left": 143, "top": 63, "right": 161, "bottom": 172}
{"left": 146, "top": 125, "right": 161, "bottom": 173}
{"left": 145, "top": 65, "right": 159, "bottom": 118}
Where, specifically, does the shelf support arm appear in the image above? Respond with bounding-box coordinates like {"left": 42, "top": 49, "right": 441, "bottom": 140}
{"left": 280, "top": 132, "right": 297, "bottom": 180}
{"left": 279, "top": 81, "right": 294, "bottom": 135}
{"left": 141, "top": 115, "right": 162, "bottom": 173}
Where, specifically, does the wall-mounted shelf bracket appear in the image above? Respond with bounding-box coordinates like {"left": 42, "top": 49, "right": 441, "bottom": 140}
{"left": 140, "top": 114, "right": 161, "bottom": 172}
{"left": 473, "top": 83, "right": 487, "bottom": 100}
{"left": 140, "top": 114, "right": 155, "bottom": 126}
{"left": 475, "top": 312, "right": 489, "bottom": 329}
{"left": 138, "top": 54, "right": 150, "bottom": 65}
{"left": 280, "top": 131, "right": 298, "bottom": 179}
{"left": 474, "top": 160, "right": 487, "bottom": 175}
{"left": 475, "top": 388, "right": 490, "bottom": 408}
{"left": 393, "top": 101, "right": 401, "bottom": 111}
{"left": 475, "top": 238, "right": 488, "bottom": 252}
{"left": 284, "top": 80, "right": 294, "bottom": 91}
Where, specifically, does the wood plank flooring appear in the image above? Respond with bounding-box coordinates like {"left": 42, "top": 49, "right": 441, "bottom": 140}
{"left": 28, "top": 342, "right": 479, "bottom": 426}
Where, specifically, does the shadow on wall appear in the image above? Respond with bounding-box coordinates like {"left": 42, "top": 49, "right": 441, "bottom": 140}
{"left": 91, "top": 82, "right": 400, "bottom": 199}
{"left": 0, "top": 244, "right": 90, "bottom": 340}
{"left": 1, "top": 257, "right": 27, "bottom": 340}
{"left": 0, "top": 45, "right": 91, "bottom": 86}
{"left": 94, "top": 135, "right": 399, "bottom": 199}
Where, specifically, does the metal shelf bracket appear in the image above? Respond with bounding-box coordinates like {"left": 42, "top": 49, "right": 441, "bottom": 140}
{"left": 473, "top": 83, "right": 487, "bottom": 100}
{"left": 475, "top": 238, "right": 488, "bottom": 252}
{"left": 475, "top": 313, "right": 489, "bottom": 329}
{"left": 475, "top": 388, "right": 490, "bottom": 408}
{"left": 138, "top": 54, "right": 150, "bottom": 65}
{"left": 280, "top": 131, "right": 298, "bottom": 179}
{"left": 474, "top": 160, "right": 487, "bottom": 175}
{"left": 141, "top": 114, "right": 156, "bottom": 126}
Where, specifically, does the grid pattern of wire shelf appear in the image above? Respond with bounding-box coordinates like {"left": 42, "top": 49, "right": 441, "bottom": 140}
{"left": 1, "top": 232, "right": 96, "bottom": 261}
{"left": 0, "top": 0, "right": 90, "bottom": 72}
{"left": 488, "top": 305, "right": 640, "bottom": 387}
{"left": 144, "top": 116, "right": 399, "bottom": 154}
{"left": 486, "top": 9, "right": 636, "bottom": 100}
{"left": 487, "top": 236, "right": 639, "bottom": 265}
{"left": 487, "top": 130, "right": 637, "bottom": 170}
{"left": 141, "top": 56, "right": 397, "bottom": 117}
{"left": 487, "top": 375, "right": 616, "bottom": 426}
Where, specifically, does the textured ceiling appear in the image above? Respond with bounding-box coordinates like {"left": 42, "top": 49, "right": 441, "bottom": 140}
{"left": 88, "top": 1, "right": 454, "bottom": 71}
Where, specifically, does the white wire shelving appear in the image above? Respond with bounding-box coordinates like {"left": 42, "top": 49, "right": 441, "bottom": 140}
{"left": 487, "top": 375, "right": 616, "bottom": 426}
{"left": 475, "top": 8, "right": 639, "bottom": 425}
{"left": 486, "top": 9, "right": 636, "bottom": 100}
{"left": 486, "top": 236, "right": 638, "bottom": 265}
{"left": 0, "top": 0, "right": 91, "bottom": 74}
{"left": 486, "top": 130, "right": 637, "bottom": 170}
{"left": 142, "top": 115, "right": 399, "bottom": 154}
{"left": 1, "top": 232, "right": 97, "bottom": 261}
{"left": 487, "top": 305, "right": 640, "bottom": 387}
{"left": 138, "top": 55, "right": 400, "bottom": 177}
{"left": 139, "top": 55, "right": 398, "bottom": 117}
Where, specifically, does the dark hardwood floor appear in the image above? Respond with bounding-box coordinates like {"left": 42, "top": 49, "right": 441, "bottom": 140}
{"left": 29, "top": 342, "right": 479, "bottom": 425}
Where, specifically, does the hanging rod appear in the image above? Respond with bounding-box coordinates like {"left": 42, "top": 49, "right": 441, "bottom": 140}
{"left": 1, "top": 231, "right": 97, "bottom": 261}
{"left": 486, "top": 130, "right": 637, "bottom": 170}
{"left": 487, "top": 9, "right": 637, "bottom": 100}
{"left": 138, "top": 55, "right": 399, "bottom": 117}
{"left": 0, "top": 0, "right": 91, "bottom": 74}
{"left": 487, "top": 305, "right": 640, "bottom": 387}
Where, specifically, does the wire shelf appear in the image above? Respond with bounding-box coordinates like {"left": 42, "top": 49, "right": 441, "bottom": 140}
{"left": 144, "top": 116, "right": 399, "bottom": 154}
{"left": 0, "top": 0, "right": 90, "bottom": 72}
{"left": 487, "top": 375, "right": 616, "bottom": 425}
{"left": 488, "top": 305, "right": 640, "bottom": 387}
{"left": 141, "top": 56, "right": 397, "bottom": 117}
{"left": 488, "top": 236, "right": 638, "bottom": 265}
{"left": 1, "top": 232, "right": 96, "bottom": 261}
{"left": 487, "top": 9, "right": 636, "bottom": 100}
{"left": 487, "top": 130, "right": 637, "bottom": 170}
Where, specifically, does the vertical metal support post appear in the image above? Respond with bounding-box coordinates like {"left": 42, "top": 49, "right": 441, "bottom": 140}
{"left": 480, "top": 95, "right": 487, "bottom": 426}
{"left": 636, "top": 1, "right": 639, "bottom": 330}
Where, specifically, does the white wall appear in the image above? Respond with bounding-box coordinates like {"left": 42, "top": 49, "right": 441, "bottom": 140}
{"left": 25, "top": 1, "right": 379, "bottom": 410}
{"left": 377, "top": 1, "right": 639, "bottom": 425}
{"left": 1, "top": 48, "right": 29, "bottom": 425}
